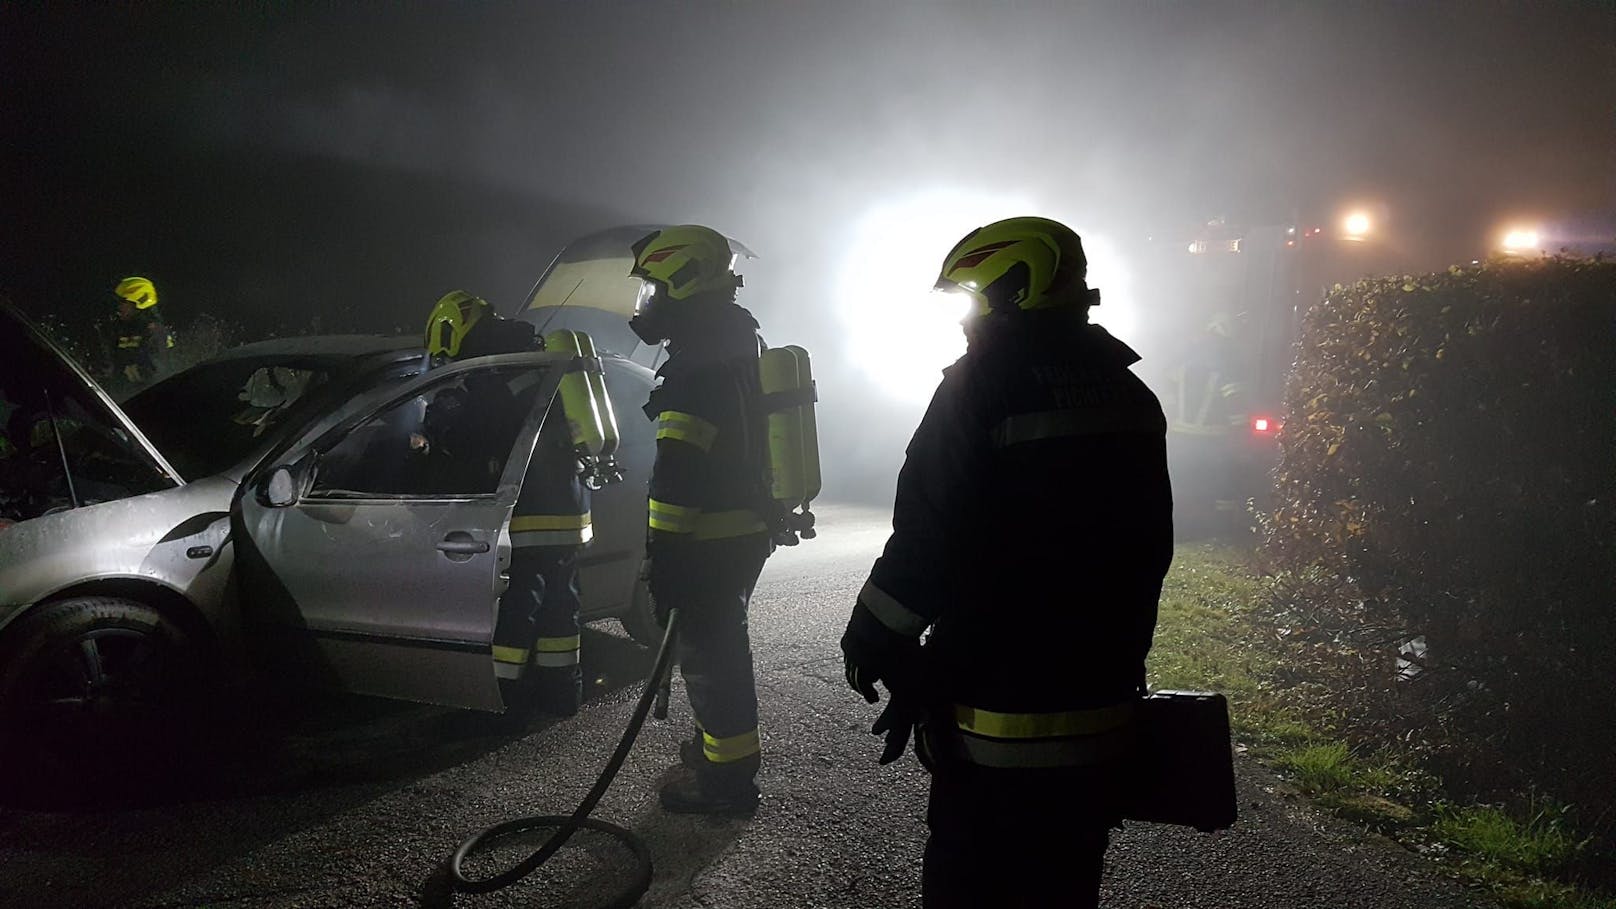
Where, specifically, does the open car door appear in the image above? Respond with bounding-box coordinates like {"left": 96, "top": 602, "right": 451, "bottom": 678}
{"left": 233, "top": 351, "right": 565, "bottom": 711}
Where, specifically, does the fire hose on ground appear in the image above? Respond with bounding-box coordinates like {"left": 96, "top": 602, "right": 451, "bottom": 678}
{"left": 446, "top": 608, "right": 680, "bottom": 905}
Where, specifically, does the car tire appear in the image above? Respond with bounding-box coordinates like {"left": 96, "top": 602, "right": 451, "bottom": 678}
{"left": 619, "top": 573, "right": 667, "bottom": 650}
{"left": 0, "top": 596, "right": 211, "bottom": 798}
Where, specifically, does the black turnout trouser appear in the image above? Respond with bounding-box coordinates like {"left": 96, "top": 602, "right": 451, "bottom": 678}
{"left": 492, "top": 546, "right": 582, "bottom": 701}
{"left": 922, "top": 762, "right": 1119, "bottom": 909}
{"left": 657, "top": 533, "right": 771, "bottom": 781}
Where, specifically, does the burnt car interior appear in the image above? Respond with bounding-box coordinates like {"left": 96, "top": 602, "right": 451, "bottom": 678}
{"left": 1, "top": 329, "right": 173, "bottom": 524}
{"left": 309, "top": 366, "right": 546, "bottom": 499}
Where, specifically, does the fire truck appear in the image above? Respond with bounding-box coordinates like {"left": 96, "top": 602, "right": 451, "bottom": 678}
{"left": 1134, "top": 213, "right": 1395, "bottom": 535}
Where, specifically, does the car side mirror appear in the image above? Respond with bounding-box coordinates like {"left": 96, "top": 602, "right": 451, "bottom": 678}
{"left": 258, "top": 465, "right": 301, "bottom": 508}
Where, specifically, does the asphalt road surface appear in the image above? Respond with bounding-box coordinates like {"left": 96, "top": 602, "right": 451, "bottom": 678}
{"left": 0, "top": 504, "right": 1496, "bottom": 908}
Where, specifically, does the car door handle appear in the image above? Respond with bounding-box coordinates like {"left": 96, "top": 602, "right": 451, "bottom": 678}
{"left": 437, "top": 537, "right": 490, "bottom": 555}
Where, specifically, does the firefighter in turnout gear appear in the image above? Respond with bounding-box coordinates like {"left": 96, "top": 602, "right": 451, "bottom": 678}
{"left": 423, "top": 291, "right": 591, "bottom": 716}
{"left": 105, "top": 276, "right": 172, "bottom": 386}
{"left": 840, "top": 217, "right": 1174, "bottom": 908}
{"left": 1165, "top": 312, "right": 1249, "bottom": 525}
{"left": 628, "top": 225, "right": 772, "bottom": 815}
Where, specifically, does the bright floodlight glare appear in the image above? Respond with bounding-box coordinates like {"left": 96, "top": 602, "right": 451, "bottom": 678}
{"left": 836, "top": 190, "right": 1035, "bottom": 404}
{"left": 1501, "top": 228, "right": 1540, "bottom": 253}
{"left": 1343, "top": 211, "right": 1371, "bottom": 238}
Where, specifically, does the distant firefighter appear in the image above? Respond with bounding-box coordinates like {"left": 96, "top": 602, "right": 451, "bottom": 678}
{"left": 840, "top": 216, "right": 1174, "bottom": 908}
{"left": 104, "top": 276, "right": 172, "bottom": 385}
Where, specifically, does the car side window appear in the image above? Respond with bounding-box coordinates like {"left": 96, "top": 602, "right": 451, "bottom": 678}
{"left": 309, "top": 367, "right": 545, "bottom": 498}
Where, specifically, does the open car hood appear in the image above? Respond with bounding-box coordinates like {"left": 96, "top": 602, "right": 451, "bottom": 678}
{"left": 0, "top": 300, "right": 182, "bottom": 484}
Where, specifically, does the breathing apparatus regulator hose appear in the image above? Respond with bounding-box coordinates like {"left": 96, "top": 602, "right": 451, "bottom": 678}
{"left": 446, "top": 608, "right": 681, "bottom": 903}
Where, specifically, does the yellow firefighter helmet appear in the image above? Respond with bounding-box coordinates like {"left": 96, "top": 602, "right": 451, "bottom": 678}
{"left": 934, "top": 217, "right": 1097, "bottom": 317}
{"left": 115, "top": 276, "right": 159, "bottom": 309}
{"left": 424, "top": 290, "right": 491, "bottom": 361}
{"left": 628, "top": 225, "right": 740, "bottom": 303}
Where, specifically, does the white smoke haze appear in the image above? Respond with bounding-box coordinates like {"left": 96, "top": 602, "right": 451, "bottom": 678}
{"left": 4, "top": 0, "right": 1611, "bottom": 500}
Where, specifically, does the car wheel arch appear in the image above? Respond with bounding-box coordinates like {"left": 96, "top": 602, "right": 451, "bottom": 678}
{"left": 23, "top": 578, "right": 220, "bottom": 666}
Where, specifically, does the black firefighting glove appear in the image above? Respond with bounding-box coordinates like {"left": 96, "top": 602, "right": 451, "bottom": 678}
{"left": 840, "top": 602, "right": 924, "bottom": 700}
{"left": 870, "top": 696, "right": 922, "bottom": 765}
{"left": 841, "top": 603, "right": 927, "bottom": 764}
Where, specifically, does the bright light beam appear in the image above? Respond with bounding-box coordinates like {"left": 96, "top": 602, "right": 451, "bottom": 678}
{"left": 1342, "top": 211, "right": 1372, "bottom": 240}
{"left": 1501, "top": 228, "right": 1540, "bottom": 255}
{"left": 836, "top": 189, "right": 1036, "bottom": 404}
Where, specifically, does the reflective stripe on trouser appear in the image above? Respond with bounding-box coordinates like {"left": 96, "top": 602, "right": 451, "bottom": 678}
{"left": 492, "top": 546, "right": 581, "bottom": 688}
{"left": 530, "top": 634, "right": 581, "bottom": 667}
{"left": 668, "top": 534, "right": 772, "bottom": 781}
{"left": 702, "top": 727, "right": 761, "bottom": 763}
{"left": 655, "top": 410, "right": 719, "bottom": 452}
{"left": 693, "top": 509, "right": 767, "bottom": 541}
{"left": 511, "top": 512, "right": 593, "bottom": 547}
{"left": 649, "top": 498, "right": 698, "bottom": 534}
{"left": 649, "top": 504, "right": 767, "bottom": 541}
{"left": 938, "top": 702, "right": 1137, "bottom": 769}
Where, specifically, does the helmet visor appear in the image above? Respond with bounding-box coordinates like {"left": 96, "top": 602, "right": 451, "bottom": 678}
{"left": 633, "top": 279, "right": 665, "bottom": 317}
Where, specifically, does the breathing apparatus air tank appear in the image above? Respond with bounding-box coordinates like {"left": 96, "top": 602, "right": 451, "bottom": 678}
{"left": 545, "top": 329, "right": 622, "bottom": 489}
{"left": 575, "top": 330, "right": 621, "bottom": 464}
{"left": 758, "top": 344, "right": 820, "bottom": 544}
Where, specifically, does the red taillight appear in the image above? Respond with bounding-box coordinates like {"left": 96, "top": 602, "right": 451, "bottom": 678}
{"left": 1252, "top": 417, "right": 1273, "bottom": 433}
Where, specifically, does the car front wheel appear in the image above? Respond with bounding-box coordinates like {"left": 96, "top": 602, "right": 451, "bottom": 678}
{"left": 0, "top": 596, "right": 210, "bottom": 795}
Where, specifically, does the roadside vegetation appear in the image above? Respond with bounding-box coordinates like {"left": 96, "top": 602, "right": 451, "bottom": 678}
{"left": 1150, "top": 544, "right": 1613, "bottom": 909}
{"left": 1151, "top": 256, "right": 1616, "bottom": 908}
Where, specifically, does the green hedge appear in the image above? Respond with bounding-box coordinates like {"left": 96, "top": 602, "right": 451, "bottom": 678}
{"left": 1261, "top": 256, "right": 1616, "bottom": 803}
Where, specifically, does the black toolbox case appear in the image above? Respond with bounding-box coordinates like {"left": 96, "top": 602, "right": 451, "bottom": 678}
{"left": 1125, "top": 690, "right": 1238, "bottom": 832}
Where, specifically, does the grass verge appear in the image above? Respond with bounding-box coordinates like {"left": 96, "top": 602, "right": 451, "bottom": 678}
{"left": 1147, "top": 542, "right": 1613, "bottom": 909}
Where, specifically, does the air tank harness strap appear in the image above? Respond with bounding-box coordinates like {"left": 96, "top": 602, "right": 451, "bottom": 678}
{"left": 757, "top": 386, "right": 818, "bottom": 412}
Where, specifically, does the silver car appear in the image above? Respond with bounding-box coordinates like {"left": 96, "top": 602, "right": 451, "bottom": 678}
{"left": 0, "top": 301, "right": 658, "bottom": 768}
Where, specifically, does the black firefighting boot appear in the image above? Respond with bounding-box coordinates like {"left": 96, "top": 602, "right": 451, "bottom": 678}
{"left": 659, "top": 753, "right": 761, "bottom": 815}
{"left": 528, "top": 666, "right": 582, "bottom": 717}
{"left": 679, "top": 726, "right": 704, "bottom": 769}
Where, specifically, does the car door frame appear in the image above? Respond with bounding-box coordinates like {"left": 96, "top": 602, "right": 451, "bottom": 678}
{"left": 233, "top": 350, "right": 571, "bottom": 711}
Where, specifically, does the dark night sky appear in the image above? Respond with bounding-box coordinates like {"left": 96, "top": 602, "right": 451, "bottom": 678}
{"left": 2, "top": 1, "right": 1612, "bottom": 340}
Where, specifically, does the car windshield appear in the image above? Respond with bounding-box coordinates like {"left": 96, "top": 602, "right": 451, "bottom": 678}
{"left": 120, "top": 356, "right": 356, "bottom": 478}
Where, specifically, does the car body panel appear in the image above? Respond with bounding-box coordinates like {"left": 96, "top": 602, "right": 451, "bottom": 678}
{"left": 235, "top": 351, "right": 565, "bottom": 711}
{"left": 0, "top": 476, "right": 236, "bottom": 617}
{"left": 3, "top": 265, "right": 658, "bottom": 716}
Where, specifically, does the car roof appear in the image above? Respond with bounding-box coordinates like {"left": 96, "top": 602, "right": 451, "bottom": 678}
{"left": 205, "top": 334, "right": 421, "bottom": 362}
